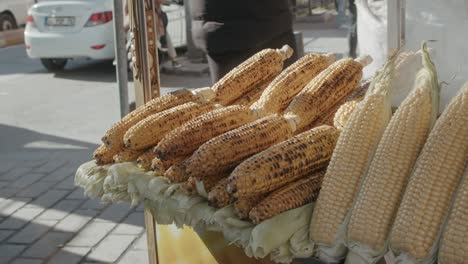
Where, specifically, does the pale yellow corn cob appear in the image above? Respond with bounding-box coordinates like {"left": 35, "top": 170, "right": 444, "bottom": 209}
{"left": 124, "top": 102, "right": 215, "bottom": 150}
{"left": 309, "top": 58, "right": 394, "bottom": 247}
{"left": 299, "top": 79, "right": 370, "bottom": 133}
{"left": 250, "top": 53, "right": 335, "bottom": 115}
{"left": 154, "top": 105, "right": 257, "bottom": 163}
{"left": 389, "top": 83, "right": 468, "bottom": 260}
{"left": 208, "top": 178, "right": 233, "bottom": 208}
{"left": 113, "top": 148, "right": 145, "bottom": 163}
{"left": 284, "top": 56, "right": 371, "bottom": 130}
{"left": 228, "top": 125, "right": 339, "bottom": 198}
{"left": 102, "top": 89, "right": 197, "bottom": 147}
{"left": 136, "top": 149, "right": 155, "bottom": 171}
{"left": 93, "top": 144, "right": 121, "bottom": 165}
{"left": 164, "top": 160, "right": 189, "bottom": 183}
{"left": 230, "top": 75, "right": 272, "bottom": 107}
{"left": 439, "top": 167, "right": 468, "bottom": 264}
{"left": 212, "top": 45, "right": 293, "bottom": 105}
{"left": 250, "top": 170, "right": 326, "bottom": 224}
{"left": 234, "top": 194, "right": 267, "bottom": 220}
{"left": 151, "top": 155, "right": 189, "bottom": 175}
{"left": 185, "top": 114, "right": 294, "bottom": 180}
{"left": 347, "top": 44, "right": 441, "bottom": 254}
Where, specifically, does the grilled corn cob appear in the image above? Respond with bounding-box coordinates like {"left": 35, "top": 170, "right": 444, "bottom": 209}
{"left": 230, "top": 76, "right": 272, "bottom": 107}
{"left": 113, "top": 148, "right": 145, "bottom": 163}
{"left": 136, "top": 149, "right": 155, "bottom": 171}
{"left": 207, "top": 178, "right": 233, "bottom": 208}
{"left": 234, "top": 194, "right": 267, "bottom": 220}
{"left": 93, "top": 144, "right": 121, "bottom": 165}
{"left": 164, "top": 161, "right": 189, "bottom": 183}
{"left": 250, "top": 170, "right": 326, "bottom": 224}
{"left": 389, "top": 82, "right": 468, "bottom": 260}
{"left": 185, "top": 114, "right": 294, "bottom": 180}
{"left": 212, "top": 45, "right": 293, "bottom": 105}
{"left": 228, "top": 125, "right": 339, "bottom": 198}
{"left": 151, "top": 155, "right": 189, "bottom": 175}
{"left": 439, "top": 167, "right": 468, "bottom": 264}
{"left": 284, "top": 56, "right": 372, "bottom": 130}
{"left": 299, "top": 80, "right": 370, "bottom": 133}
{"left": 190, "top": 172, "right": 230, "bottom": 198}
{"left": 346, "top": 44, "right": 440, "bottom": 259}
{"left": 102, "top": 89, "right": 198, "bottom": 147}
{"left": 250, "top": 53, "right": 335, "bottom": 115}
{"left": 154, "top": 105, "right": 257, "bottom": 162}
{"left": 309, "top": 57, "right": 394, "bottom": 258}
{"left": 124, "top": 102, "right": 216, "bottom": 150}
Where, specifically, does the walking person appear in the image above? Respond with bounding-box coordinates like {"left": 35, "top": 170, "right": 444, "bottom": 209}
{"left": 190, "top": 0, "right": 297, "bottom": 83}
{"left": 155, "top": 0, "right": 181, "bottom": 68}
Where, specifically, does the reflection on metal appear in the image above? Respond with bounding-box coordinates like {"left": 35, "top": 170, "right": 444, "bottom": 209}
{"left": 127, "top": 0, "right": 161, "bottom": 263}
{"left": 387, "top": 0, "right": 406, "bottom": 54}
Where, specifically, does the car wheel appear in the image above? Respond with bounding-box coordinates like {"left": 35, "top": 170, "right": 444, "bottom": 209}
{"left": 40, "top": 58, "right": 68, "bottom": 72}
{"left": 0, "top": 12, "right": 18, "bottom": 31}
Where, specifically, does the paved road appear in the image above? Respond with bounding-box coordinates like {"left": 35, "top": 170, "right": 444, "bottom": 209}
{"left": 0, "top": 44, "right": 210, "bottom": 264}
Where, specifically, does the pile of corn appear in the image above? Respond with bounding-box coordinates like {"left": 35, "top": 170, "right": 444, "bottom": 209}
{"left": 93, "top": 43, "right": 467, "bottom": 264}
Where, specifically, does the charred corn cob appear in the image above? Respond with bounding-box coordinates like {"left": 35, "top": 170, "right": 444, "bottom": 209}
{"left": 250, "top": 53, "right": 335, "bottom": 115}
{"left": 113, "top": 148, "right": 145, "bottom": 163}
{"left": 389, "top": 83, "right": 468, "bottom": 260}
{"left": 185, "top": 114, "right": 294, "bottom": 180}
{"left": 309, "top": 58, "right": 394, "bottom": 252}
{"left": 189, "top": 172, "right": 230, "bottom": 198}
{"left": 211, "top": 45, "right": 293, "bottom": 105}
{"left": 230, "top": 75, "right": 273, "bottom": 107}
{"left": 164, "top": 161, "right": 189, "bottom": 183}
{"left": 228, "top": 125, "right": 339, "bottom": 198}
{"left": 208, "top": 178, "right": 233, "bottom": 208}
{"left": 93, "top": 144, "right": 121, "bottom": 165}
{"left": 181, "top": 176, "right": 197, "bottom": 195}
{"left": 102, "top": 89, "right": 198, "bottom": 147}
{"left": 299, "top": 80, "right": 370, "bottom": 133}
{"left": 284, "top": 56, "right": 372, "bottom": 130}
{"left": 439, "top": 167, "right": 468, "bottom": 264}
{"left": 250, "top": 170, "right": 325, "bottom": 224}
{"left": 154, "top": 105, "right": 257, "bottom": 162}
{"left": 347, "top": 44, "right": 440, "bottom": 257}
{"left": 136, "top": 149, "right": 155, "bottom": 171}
{"left": 124, "top": 102, "right": 216, "bottom": 150}
{"left": 234, "top": 194, "right": 267, "bottom": 220}
{"left": 151, "top": 155, "right": 189, "bottom": 175}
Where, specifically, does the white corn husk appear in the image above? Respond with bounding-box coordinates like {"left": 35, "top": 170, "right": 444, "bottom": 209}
{"left": 74, "top": 160, "right": 110, "bottom": 199}
{"left": 74, "top": 160, "right": 315, "bottom": 263}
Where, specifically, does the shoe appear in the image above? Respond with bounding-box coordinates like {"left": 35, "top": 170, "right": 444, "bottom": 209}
{"left": 172, "top": 61, "right": 182, "bottom": 69}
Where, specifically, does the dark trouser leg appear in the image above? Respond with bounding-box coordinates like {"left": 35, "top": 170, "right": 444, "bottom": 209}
{"left": 349, "top": 0, "right": 357, "bottom": 58}
{"left": 207, "top": 30, "right": 298, "bottom": 83}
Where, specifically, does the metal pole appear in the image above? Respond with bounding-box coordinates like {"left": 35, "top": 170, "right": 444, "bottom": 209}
{"left": 113, "top": 0, "right": 130, "bottom": 118}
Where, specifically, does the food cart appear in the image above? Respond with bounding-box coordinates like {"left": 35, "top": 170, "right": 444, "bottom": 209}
{"left": 75, "top": 0, "right": 467, "bottom": 263}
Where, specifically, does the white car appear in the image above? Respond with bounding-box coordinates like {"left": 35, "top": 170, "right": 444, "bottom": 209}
{"left": 0, "top": 0, "right": 35, "bottom": 31}
{"left": 25, "top": 0, "right": 186, "bottom": 71}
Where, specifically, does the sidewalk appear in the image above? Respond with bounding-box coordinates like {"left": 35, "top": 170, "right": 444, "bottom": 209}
{"left": 0, "top": 17, "right": 348, "bottom": 264}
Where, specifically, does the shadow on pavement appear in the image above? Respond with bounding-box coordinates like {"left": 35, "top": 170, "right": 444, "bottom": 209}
{"left": 52, "top": 59, "right": 118, "bottom": 83}
{"left": 0, "top": 124, "right": 145, "bottom": 262}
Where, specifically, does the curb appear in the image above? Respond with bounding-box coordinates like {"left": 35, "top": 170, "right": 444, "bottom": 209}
{"left": 0, "top": 29, "right": 25, "bottom": 48}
